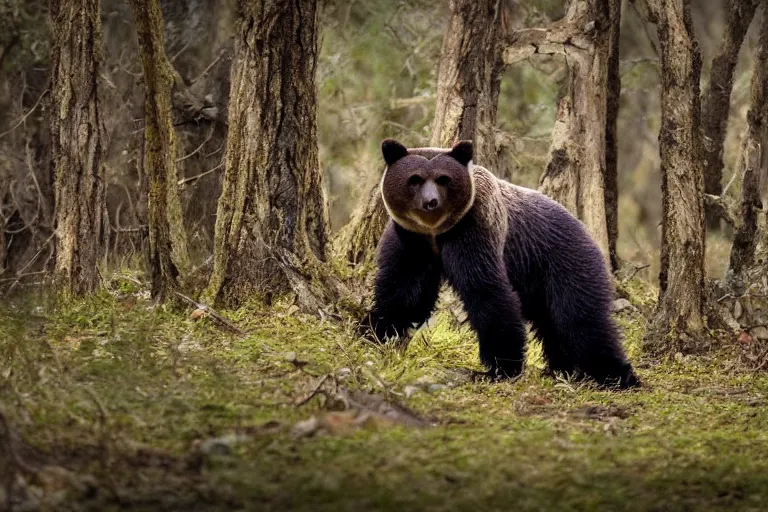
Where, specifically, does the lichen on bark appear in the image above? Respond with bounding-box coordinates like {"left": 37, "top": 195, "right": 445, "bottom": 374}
{"left": 206, "top": 0, "right": 336, "bottom": 310}
{"left": 129, "top": 0, "right": 191, "bottom": 301}
{"left": 50, "top": 0, "right": 107, "bottom": 296}
{"left": 643, "top": 0, "right": 707, "bottom": 352}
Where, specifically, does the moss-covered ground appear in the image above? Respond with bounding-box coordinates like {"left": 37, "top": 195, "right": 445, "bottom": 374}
{"left": 2, "top": 279, "right": 768, "bottom": 511}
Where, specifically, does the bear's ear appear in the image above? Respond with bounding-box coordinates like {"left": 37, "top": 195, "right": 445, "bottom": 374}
{"left": 381, "top": 139, "right": 408, "bottom": 166}
{"left": 448, "top": 140, "right": 473, "bottom": 166}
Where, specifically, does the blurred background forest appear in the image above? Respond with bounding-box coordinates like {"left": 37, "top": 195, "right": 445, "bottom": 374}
{"left": 0, "top": 0, "right": 760, "bottom": 286}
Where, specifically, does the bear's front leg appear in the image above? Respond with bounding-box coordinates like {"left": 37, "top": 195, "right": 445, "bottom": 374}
{"left": 362, "top": 222, "right": 442, "bottom": 343}
{"left": 441, "top": 229, "right": 527, "bottom": 379}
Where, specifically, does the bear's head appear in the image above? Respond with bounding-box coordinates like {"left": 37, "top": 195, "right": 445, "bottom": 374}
{"left": 379, "top": 139, "right": 476, "bottom": 236}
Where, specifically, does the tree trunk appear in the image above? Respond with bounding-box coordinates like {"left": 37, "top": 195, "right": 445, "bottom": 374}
{"left": 701, "top": 0, "right": 759, "bottom": 229}
{"left": 336, "top": 181, "right": 389, "bottom": 267}
{"left": 528, "top": 0, "right": 615, "bottom": 263}
{"left": 128, "top": 0, "right": 190, "bottom": 301}
{"left": 50, "top": 0, "right": 107, "bottom": 296}
{"left": 645, "top": 0, "right": 706, "bottom": 351}
{"left": 339, "top": 0, "right": 509, "bottom": 267}
{"left": 205, "top": 0, "right": 332, "bottom": 309}
{"left": 431, "top": 0, "right": 506, "bottom": 173}
{"left": 604, "top": 0, "right": 621, "bottom": 271}
{"left": 727, "top": 10, "right": 768, "bottom": 282}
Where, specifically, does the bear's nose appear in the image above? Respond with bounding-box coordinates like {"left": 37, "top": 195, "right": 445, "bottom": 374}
{"left": 424, "top": 198, "right": 439, "bottom": 211}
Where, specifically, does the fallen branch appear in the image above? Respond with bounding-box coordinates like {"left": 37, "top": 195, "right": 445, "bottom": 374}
{"left": 173, "top": 291, "right": 245, "bottom": 335}
{"left": 295, "top": 374, "right": 332, "bottom": 407}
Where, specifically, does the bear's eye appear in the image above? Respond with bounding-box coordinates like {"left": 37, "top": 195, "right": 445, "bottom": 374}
{"left": 407, "top": 175, "right": 425, "bottom": 186}
{"left": 435, "top": 176, "right": 451, "bottom": 187}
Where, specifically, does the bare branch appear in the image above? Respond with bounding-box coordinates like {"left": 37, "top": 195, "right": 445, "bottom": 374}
{"left": 704, "top": 194, "right": 736, "bottom": 227}
{"left": 0, "top": 89, "right": 49, "bottom": 139}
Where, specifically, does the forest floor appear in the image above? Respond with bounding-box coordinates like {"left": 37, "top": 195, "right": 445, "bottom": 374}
{"left": 1, "top": 277, "right": 768, "bottom": 512}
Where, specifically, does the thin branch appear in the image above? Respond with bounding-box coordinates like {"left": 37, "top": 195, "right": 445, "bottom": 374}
{"left": 176, "top": 126, "right": 215, "bottom": 163}
{"left": 190, "top": 50, "right": 226, "bottom": 85}
{"left": 0, "top": 89, "right": 49, "bottom": 139}
{"left": 177, "top": 161, "right": 224, "bottom": 186}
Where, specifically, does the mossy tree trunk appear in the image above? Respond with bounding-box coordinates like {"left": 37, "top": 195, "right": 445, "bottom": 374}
{"left": 727, "top": 9, "right": 768, "bottom": 282}
{"left": 50, "top": 0, "right": 107, "bottom": 296}
{"left": 337, "top": 182, "right": 389, "bottom": 267}
{"left": 128, "top": 0, "right": 190, "bottom": 301}
{"left": 701, "top": 0, "right": 759, "bottom": 229}
{"left": 645, "top": 0, "right": 706, "bottom": 351}
{"left": 504, "top": 0, "right": 619, "bottom": 265}
{"left": 339, "top": 0, "right": 509, "bottom": 267}
{"left": 206, "top": 0, "right": 332, "bottom": 309}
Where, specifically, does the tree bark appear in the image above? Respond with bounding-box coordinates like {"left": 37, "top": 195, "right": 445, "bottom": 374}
{"left": 431, "top": 0, "right": 506, "bottom": 173}
{"left": 727, "top": 10, "right": 768, "bottom": 282}
{"left": 336, "top": 180, "right": 389, "bottom": 267}
{"left": 604, "top": 0, "right": 621, "bottom": 271}
{"left": 645, "top": 0, "right": 706, "bottom": 351}
{"left": 339, "top": 0, "right": 509, "bottom": 267}
{"left": 205, "top": 0, "right": 332, "bottom": 309}
{"left": 50, "top": 0, "right": 107, "bottom": 296}
{"left": 508, "top": 0, "right": 615, "bottom": 263}
{"left": 128, "top": 0, "right": 190, "bottom": 301}
{"left": 701, "top": 0, "right": 759, "bottom": 229}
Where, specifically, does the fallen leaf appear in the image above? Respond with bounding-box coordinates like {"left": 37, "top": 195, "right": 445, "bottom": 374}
{"left": 189, "top": 308, "right": 208, "bottom": 320}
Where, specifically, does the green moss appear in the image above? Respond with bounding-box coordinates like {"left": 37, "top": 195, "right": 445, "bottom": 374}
{"left": 2, "top": 290, "right": 768, "bottom": 510}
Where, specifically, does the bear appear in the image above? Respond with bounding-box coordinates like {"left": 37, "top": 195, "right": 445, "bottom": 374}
{"left": 362, "top": 138, "right": 639, "bottom": 389}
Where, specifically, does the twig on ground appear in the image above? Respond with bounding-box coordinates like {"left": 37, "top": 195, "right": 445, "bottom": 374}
{"left": 173, "top": 291, "right": 245, "bottom": 335}
{"left": 295, "top": 374, "right": 332, "bottom": 407}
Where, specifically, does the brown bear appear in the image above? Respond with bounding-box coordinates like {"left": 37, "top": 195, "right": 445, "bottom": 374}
{"left": 362, "top": 139, "right": 639, "bottom": 388}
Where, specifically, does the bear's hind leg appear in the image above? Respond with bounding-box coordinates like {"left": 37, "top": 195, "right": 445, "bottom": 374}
{"left": 547, "top": 312, "right": 638, "bottom": 388}
{"left": 529, "top": 317, "right": 576, "bottom": 378}
{"left": 575, "top": 318, "right": 639, "bottom": 388}
{"left": 539, "top": 288, "right": 638, "bottom": 388}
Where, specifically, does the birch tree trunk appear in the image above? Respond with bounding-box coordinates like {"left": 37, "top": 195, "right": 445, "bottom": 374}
{"left": 645, "top": 0, "right": 707, "bottom": 351}
{"left": 701, "top": 0, "right": 759, "bottom": 229}
{"left": 50, "top": 0, "right": 107, "bottom": 296}
{"left": 206, "top": 0, "right": 332, "bottom": 309}
{"left": 128, "top": 0, "right": 190, "bottom": 301}
{"left": 727, "top": 9, "right": 768, "bottom": 281}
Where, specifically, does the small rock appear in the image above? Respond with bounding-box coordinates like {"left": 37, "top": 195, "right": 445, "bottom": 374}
{"left": 337, "top": 367, "right": 352, "bottom": 379}
{"left": 199, "top": 434, "right": 246, "bottom": 456}
{"left": 292, "top": 416, "right": 321, "bottom": 438}
{"left": 283, "top": 352, "right": 297, "bottom": 363}
{"left": 427, "top": 384, "right": 447, "bottom": 393}
{"left": 403, "top": 385, "right": 421, "bottom": 398}
{"left": 611, "top": 298, "right": 634, "bottom": 313}
{"left": 674, "top": 352, "right": 684, "bottom": 363}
